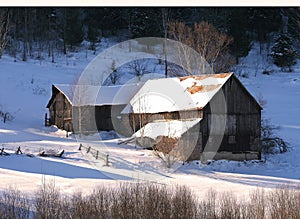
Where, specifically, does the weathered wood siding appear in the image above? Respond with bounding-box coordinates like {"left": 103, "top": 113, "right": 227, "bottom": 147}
{"left": 128, "top": 74, "right": 262, "bottom": 161}
{"left": 196, "top": 75, "right": 261, "bottom": 159}
{"left": 72, "top": 104, "right": 127, "bottom": 134}
{"left": 72, "top": 106, "right": 97, "bottom": 134}
{"left": 127, "top": 110, "right": 202, "bottom": 134}
{"left": 48, "top": 87, "right": 72, "bottom": 131}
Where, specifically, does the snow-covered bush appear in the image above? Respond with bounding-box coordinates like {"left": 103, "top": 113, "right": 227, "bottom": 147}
{"left": 0, "top": 107, "right": 14, "bottom": 123}
{"left": 261, "top": 119, "right": 289, "bottom": 154}
{"left": 32, "top": 85, "right": 47, "bottom": 96}
{"left": 271, "top": 33, "right": 297, "bottom": 72}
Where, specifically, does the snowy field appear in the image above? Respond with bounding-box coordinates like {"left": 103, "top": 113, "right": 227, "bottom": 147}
{"left": 0, "top": 40, "right": 299, "bottom": 199}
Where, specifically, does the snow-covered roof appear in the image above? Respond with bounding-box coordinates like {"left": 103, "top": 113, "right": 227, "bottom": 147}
{"left": 133, "top": 119, "right": 201, "bottom": 139}
{"left": 122, "top": 73, "right": 233, "bottom": 114}
{"left": 53, "top": 83, "right": 144, "bottom": 106}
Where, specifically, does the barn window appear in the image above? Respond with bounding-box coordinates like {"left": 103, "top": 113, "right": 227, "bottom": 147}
{"left": 228, "top": 135, "right": 236, "bottom": 144}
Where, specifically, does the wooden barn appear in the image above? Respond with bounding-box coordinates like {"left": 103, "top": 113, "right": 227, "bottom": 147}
{"left": 122, "top": 73, "right": 262, "bottom": 161}
{"left": 46, "top": 83, "right": 143, "bottom": 135}
{"left": 46, "top": 84, "right": 73, "bottom": 132}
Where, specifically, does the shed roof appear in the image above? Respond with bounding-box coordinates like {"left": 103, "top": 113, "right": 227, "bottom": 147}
{"left": 133, "top": 118, "right": 201, "bottom": 139}
{"left": 122, "top": 73, "right": 233, "bottom": 114}
{"left": 47, "top": 83, "right": 144, "bottom": 107}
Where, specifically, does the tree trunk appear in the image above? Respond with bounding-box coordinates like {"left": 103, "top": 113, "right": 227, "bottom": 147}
{"left": 0, "top": 9, "right": 10, "bottom": 59}
{"left": 22, "top": 8, "right": 28, "bottom": 61}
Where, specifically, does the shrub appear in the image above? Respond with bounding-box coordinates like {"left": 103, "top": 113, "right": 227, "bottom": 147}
{"left": 0, "top": 183, "right": 299, "bottom": 218}
{"left": 34, "top": 183, "right": 63, "bottom": 219}
{"left": 261, "top": 119, "right": 289, "bottom": 155}
{"left": 0, "top": 187, "right": 30, "bottom": 219}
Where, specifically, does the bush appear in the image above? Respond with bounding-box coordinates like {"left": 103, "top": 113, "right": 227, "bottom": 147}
{"left": 34, "top": 183, "right": 63, "bottom": 219}
{"left": 268, "top": 186, "right": 300, "bottom": 219}
{"left": 0, "top": 183, "right": 299, "bottom": 218}
{"left": 261, "top": 119, "right": 289, "bottom": 155}
{"left": 0, "top": 108, "right": 14, "bottom": 123}
{"left": 0, "top": 187, "right": 30, "bottom": 219}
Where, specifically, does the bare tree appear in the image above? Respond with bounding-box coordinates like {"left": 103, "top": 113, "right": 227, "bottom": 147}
{"left": 109, "top": 60, "right": 120, "bottom": 85}
{"left": 128, "top": 60, "right": 149, "bottom": 81}
{"left": 0, "top": 9, "right": 10, "bottom": 59}
{"left": 153, "top": 123, "right": 179, "bottom": 168}
{"left": 22, "top": 8, "right": 28, "bottom": 61}
{"left": 168, "top": 21, "right": 234, "bottom": 74}
{"left": 161, "top": 8, "right": 171, "bottom": 78}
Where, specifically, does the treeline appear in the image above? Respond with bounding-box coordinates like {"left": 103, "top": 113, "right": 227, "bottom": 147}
{"left": 0, "top": 8, "right": 299, "bottom": 62}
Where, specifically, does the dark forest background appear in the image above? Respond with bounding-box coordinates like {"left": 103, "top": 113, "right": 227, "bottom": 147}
{"left": 0, "top": 8, "right": 299, "bottom": 68}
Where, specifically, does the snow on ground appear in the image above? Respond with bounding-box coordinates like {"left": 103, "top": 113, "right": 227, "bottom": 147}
{"left": 0, "top": 41, "right": 299, "bottom": 200}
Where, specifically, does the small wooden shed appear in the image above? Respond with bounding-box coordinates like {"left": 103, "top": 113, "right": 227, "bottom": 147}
{"left": 46, "top": 85, "right": 73, "bottom": 131}
{"left": 122, "top": 73, "right": 262, "bottom": 161}
{"left": 46, "top": 83, "right": 143, "bottom": 135}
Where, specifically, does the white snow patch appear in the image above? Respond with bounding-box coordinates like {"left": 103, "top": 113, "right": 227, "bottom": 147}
{"left": 134, "top": 119, "right": 201, "bottom": 139}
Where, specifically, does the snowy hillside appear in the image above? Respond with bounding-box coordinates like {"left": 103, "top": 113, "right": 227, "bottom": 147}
{"left": 0, "top": 41, "right": 299, "bottom": 199}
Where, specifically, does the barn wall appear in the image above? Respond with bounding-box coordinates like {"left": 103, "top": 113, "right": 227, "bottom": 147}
{"left": 138, "top": 122, "right": 202, "bottom": 161}
{"left": 48, "top": 91, "right": 72, "bottom": 131}
{"left": 72, "top": 104, "right": 128, "bottom": 134}
{"left": 96, "top": 104, "right": 127, "bottom": 132}
{"left": 95, "top": 105, "right": 113, "bottom": 131}
{"left": 115, "top": 113, "right": 136, "bottom": 137}
{"left": 127, "top": 110, "right": 202, "bottom": 134}
{"left": 72, "top": 106, "right": 97, "bottom": 134}
{"left": 179, "top": 123, "right": 202, "bottom": 161}
{"left": 192, "top": 75, "right": 262, "bottom": 160}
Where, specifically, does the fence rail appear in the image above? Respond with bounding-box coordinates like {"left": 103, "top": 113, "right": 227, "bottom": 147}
{"left": 79, "top": 143, "right": 109, "bottom": 166}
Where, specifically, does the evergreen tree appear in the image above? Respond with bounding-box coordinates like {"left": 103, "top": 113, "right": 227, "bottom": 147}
{"left": 197, "top": 8, "right": 231, "bottom": 31}
{"left": 130, "top": 8, "right": 162, "bottom": 38}
{"left": 271, "top": 33, "right": 297, "bottom": 71}
{"left": 84, "top": 9, "right": 100, "bottom": 51}
{"left": 64, "top": 8, "right": 84, "bottom": 49}
{"left": 228, "top": 8, "right": 252, "bottom": 63}
{"left": 87, "top": 25, "right": 98, "bottom": 50}
{"left": 284, "top": 8, "right": 300, "bottom": 40}
{"left": 248, "top": 8, "right": 281, "bottom": 43}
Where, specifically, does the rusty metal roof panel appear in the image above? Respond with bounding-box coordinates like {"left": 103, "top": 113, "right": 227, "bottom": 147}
{"left": 122, "top": 73, "right": 233, "bottom": 114}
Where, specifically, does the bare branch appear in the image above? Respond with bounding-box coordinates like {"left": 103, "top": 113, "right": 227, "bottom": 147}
{"left": 168, "top": 21, "right": 234, "bottom": 74}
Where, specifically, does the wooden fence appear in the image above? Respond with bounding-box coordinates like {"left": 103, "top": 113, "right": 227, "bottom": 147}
{"left": 79, "top": 143, "right": 109, "bottom": 166}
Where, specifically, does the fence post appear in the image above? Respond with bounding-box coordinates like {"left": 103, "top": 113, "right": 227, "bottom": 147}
{"left": 87, "top": 147, "right": 91, "bottom": 153}
{"left": 44, "top": 113, "right": 47, "bottom": 126}
{"left": 4, "top": 113, "right": 7, "bottom": 123}
{"left": 105, "top": 154, "right": 109, "bottom": 166}
{"left": 96, "top": 151, "right": 99, "bottom": 159}
{"left": 78, "top": 144, "right": 82, "bottom": 150}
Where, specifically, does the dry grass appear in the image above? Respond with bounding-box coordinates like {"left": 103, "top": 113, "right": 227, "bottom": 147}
{"left": 0, "top": 183, "right": 299, "bottom": 219}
